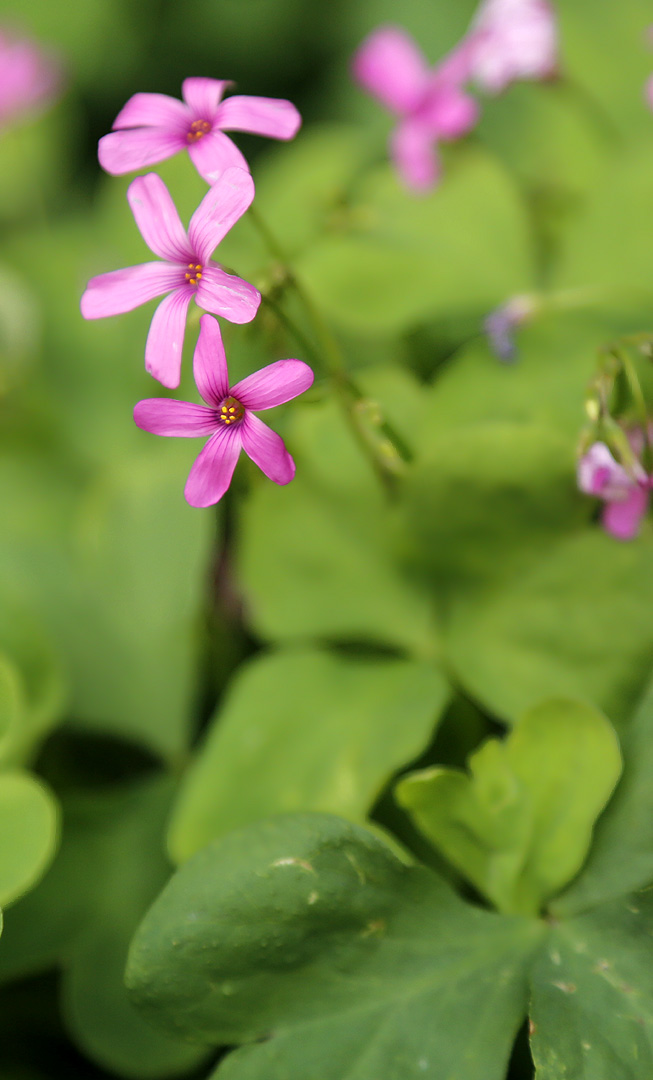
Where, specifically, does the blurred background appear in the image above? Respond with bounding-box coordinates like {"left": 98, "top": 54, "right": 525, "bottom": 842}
{"left": 2, "top": 0, "right": 653, "bottom": 1077}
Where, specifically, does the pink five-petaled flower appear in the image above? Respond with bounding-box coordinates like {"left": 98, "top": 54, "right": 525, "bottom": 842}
{"left": 134, "top": 314, "right": 314, "bottom": 508}
{"left": 98, "top": 77, "right": 301, "bottom": 185}
{"left": 80, "top": 169, "right": 260, "bottom": 389}
{"left": 352, "top": 25, "right": 480, "bottom": 193}
{"left": 0, "top": 27, "right": 60, "bottom": 131}
{"left": 466, "top": 0, "right": 558, "bottom": 94}
{"left": 577, "top": 440, "right": 651, "bottom": 541}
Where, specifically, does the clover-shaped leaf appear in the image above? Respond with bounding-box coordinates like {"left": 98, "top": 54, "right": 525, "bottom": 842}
{"left": 396, "top": 699, "right": 622, "bottom": 915}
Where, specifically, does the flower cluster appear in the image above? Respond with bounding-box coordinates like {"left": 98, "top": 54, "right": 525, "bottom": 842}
{"left": 352, "top": 0, "right": 557, "bottom": 192}
{"left": 578, "top": 434, "right": 652, "bottom": 541}
{"left": 81, "top": 77, "right": 312, "bottom": 506}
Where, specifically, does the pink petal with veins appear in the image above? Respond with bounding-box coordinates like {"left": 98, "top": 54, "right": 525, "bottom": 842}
{"left": 241, "top": 414, "right": 295, "bottom": 484}
{"left": 80, "top": 263, "right": 184, "bottom": 319}
{"left": 231, "top": 358, "right": 314, "bottom": 410}
{"left": 98, "top": 128, "right": 185, "bottom": 176}
{"left": 194, "top": 315, "right": 230, "bottom": 406}
{"left": 188, "top": 167, "right": 255, "bottom": 264}
{"left": 144, "top": 288, "right": 193, "bottom": 389}
{"left": 187, "top": 129, "right": 250, "bottom": 184}
{"left": 182, "top": 77, "right": 231, "bottom": 119}
{"left": 184, "top": 426, "right": 242, "bottom": 507}
{"left": 195, "top": 265, "right": 260, "bottom": 324}
{"left": 352, "top": 26, "right": 430, "bottom": 114}
{"left": 134, "top": 398, "right": 218, "bottom": 437}
{"left": 215, "top": 95, "right": 301, "bottom": 139}
{"left": 112, "top": 91, "right": 190, "bottom": 131}
{"left": 127, "top": 173, "right": 191, "bottom": 263}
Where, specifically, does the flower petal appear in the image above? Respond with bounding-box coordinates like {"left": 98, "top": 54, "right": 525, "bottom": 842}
{"left": 240, "top": 413, "right": 295, "bottom": 485}
{"left": 181, "top": 77, "right": 231, "bottom": 119}
{"left": 144, "top": 289, "right": 193, "bottom": 388}
{"left": 468, "top": 0, "right": 558, "bottom": 93}
{"left": 215, "top": 95, "right": 301, "bottom": 140}
{"left": 602, "top": 486, "right": 649, "bottom": 541}
{"left": 352, "top": 26, "right": 430, "bottom": 114}
{"left": 127, "top": 173, "right": 192, "bottom": 263}
{"left": 112, "top": 91, "right": 190, "bottom": 131}
{"left": 193, "top": 314, "right": 230, "bottom": 406}
{"left": 188, "top": 167, "right": 255, "bottom": 264}
{"left": 98, "top": 127, "right": 185, "bottom": 176}
{"left": 80, "top": 262, "right": 183, "bottom": 319}
{"left": 187, "top": 129, "right": 249, "bottom": 185}
{"left": 418, "top": 83, "right": 479, "bottom": 139}
{"left": 577, "top": 442, "right": 638, "bottom": 500}
{"left": 231, "top": 358, "right": 314, "bottom": 410}
{"left": 195, "top": 265, "right": 260, "bottom": 324}
{"left": 134, "top": 398, "right": 218, "bottom": 437}
{"left": 390, "top": 119, "right": 440, "bottom": 193}
{"left": 184, "top": 427, "right": 242, "bottom": 507}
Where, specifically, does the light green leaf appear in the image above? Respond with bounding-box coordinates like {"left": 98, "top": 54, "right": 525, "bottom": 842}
{"left": 168, "top": 648, "right": 449, "bottom": 862}
{"left": 396, "top": 699, "right": 622, "bottom": 915}
{"left": 554, "top": 675, "right": 653, "bottom": 916}
{"left": 297, "top": 146, "right": 533, "bottom": 333}
{"left": 0, "top": 771, "right": 59, "bottom": 908}
{"left": 127, "top": 814, "right": 541, "bottom": 1079}
{"left": 446, "top": 528, "right": 653, "bottom": 726}
{"left": 530, "top": 892, "right": 653, "bottom": 1079}
{"left": 0, "top": 653, "right": 21, "bottom": 746}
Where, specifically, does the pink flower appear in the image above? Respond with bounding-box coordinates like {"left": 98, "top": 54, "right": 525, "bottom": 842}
{"left": 98, "top": 77, "right": 301, "bottom": 184}
{"left": 352, "top": 26, "right": 479, "bottom": 193}
{"left": 0, "top": 27, "right": 60, "bottom": 130}
{"left": 466, "top": 0, "right": 558, "bottom": 94}
{"left": 134, "top": 315, "right": 314, "bottom": 507}
{"left": 578, "top": 441, "right": 650, "bottom": 541}
{"left": 80, "top": 169, "right": 260, "bottom": 389}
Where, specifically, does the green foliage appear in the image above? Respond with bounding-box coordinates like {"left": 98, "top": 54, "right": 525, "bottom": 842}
{"left": 396, "top": 699, "right": 622, "bottom": 915}
{"left": 0, "top": 771, "right": 59, "bottom": 910}
{"left": 127, "top": 814, "right": 541, "bottom": 1077}
{"left": 168, "top": 647, "right": 449, "bottom": 862}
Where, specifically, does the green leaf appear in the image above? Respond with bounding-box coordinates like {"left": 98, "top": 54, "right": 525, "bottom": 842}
{"left": 396, "top": 699, "right": 622, "bottom": 915}
{"left": 297, "top": 146, "right": 533, "bottom": 333}
{"left": 127, "top": 814, "right": 541, "bottom": 1079}
{"left": 168, "top": 648, "right": 449, "bottom": 862}
{"left": 237, "top": 397, "right": 437, "bottom": 655}
{"left": 0, "top": 778, "right": 210, "bottom": 1079}
{"left": 405, "top": 420, "right": 585, "bottom": 598}
{"left": 0, "top": 771, "right": 59, "bottom": 908}
{"left": 0, "top": 653, "right": 21, "bottom": 746}
{"left": 554, "top": 675, "right": 653, "bottom": 916}
{"left": 446, "top": 528, "right": 653, "bottom": 726}
{"left": 530, "top": 892, "right": 653, "bottom": 1078}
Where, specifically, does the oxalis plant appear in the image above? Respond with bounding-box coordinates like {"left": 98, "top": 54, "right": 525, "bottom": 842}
{"left": 2, "top": 1, "right": 653, "bottom": 1079}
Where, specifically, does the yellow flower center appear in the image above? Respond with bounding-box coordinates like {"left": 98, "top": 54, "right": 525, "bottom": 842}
{"left": 184, "top": 263, "right": 203, "bottom": 286}
{"left": 187, "top": 119, "right": 211, "bottom": 143}
{"left": 218, "top": 396, "right": 245, "bottom": 425}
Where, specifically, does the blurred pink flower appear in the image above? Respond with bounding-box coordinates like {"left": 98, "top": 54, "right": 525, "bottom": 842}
{"left": 466, "top": 0, "right": 558, "bottom": 94}
{"left": 98, "top": 77, "right": 301, "bottom": 184}
{"left": 352, "top": 26, "right": 479, "bottom": 192}
{"left": 134, "top": 314, "right": 314, "bottom": 507}
{"left": 577, "top": 440, "right": 650, "bottom": 541}
{"left": 0, "top": 28, "right": 60, "bottom": 130}
{"left": 80, "top": 169, "right": 260, "bottom": 389}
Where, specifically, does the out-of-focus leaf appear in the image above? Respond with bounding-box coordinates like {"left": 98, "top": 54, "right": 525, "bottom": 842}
{"left": 0, "top": 771, "right": 59, "bottom": 908}
{"left": 0, "top": 265, "right": 41, "bottom": 395}
{"left": 446, "top": 527, "right": 653, "bottom": 726}
{"left": 297, "top": 146, "right": 533, "bottom": 333}
{"left": 168, "top": 647, "right": 449, "bottom": 862}
{"left": 128, "top": 814, "right": 541, "bottom": 1078}
{"left": 555, "top": 674, "right": 653, "bottom": 915}
{"left": 0, "top": 654, "right": 21, "bottom": 746}
{"left": 530, "top": 891, "right": 653, "bottom": 1078}
{"left": 397, "top": 699, "right": 621, "bottom": 915}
